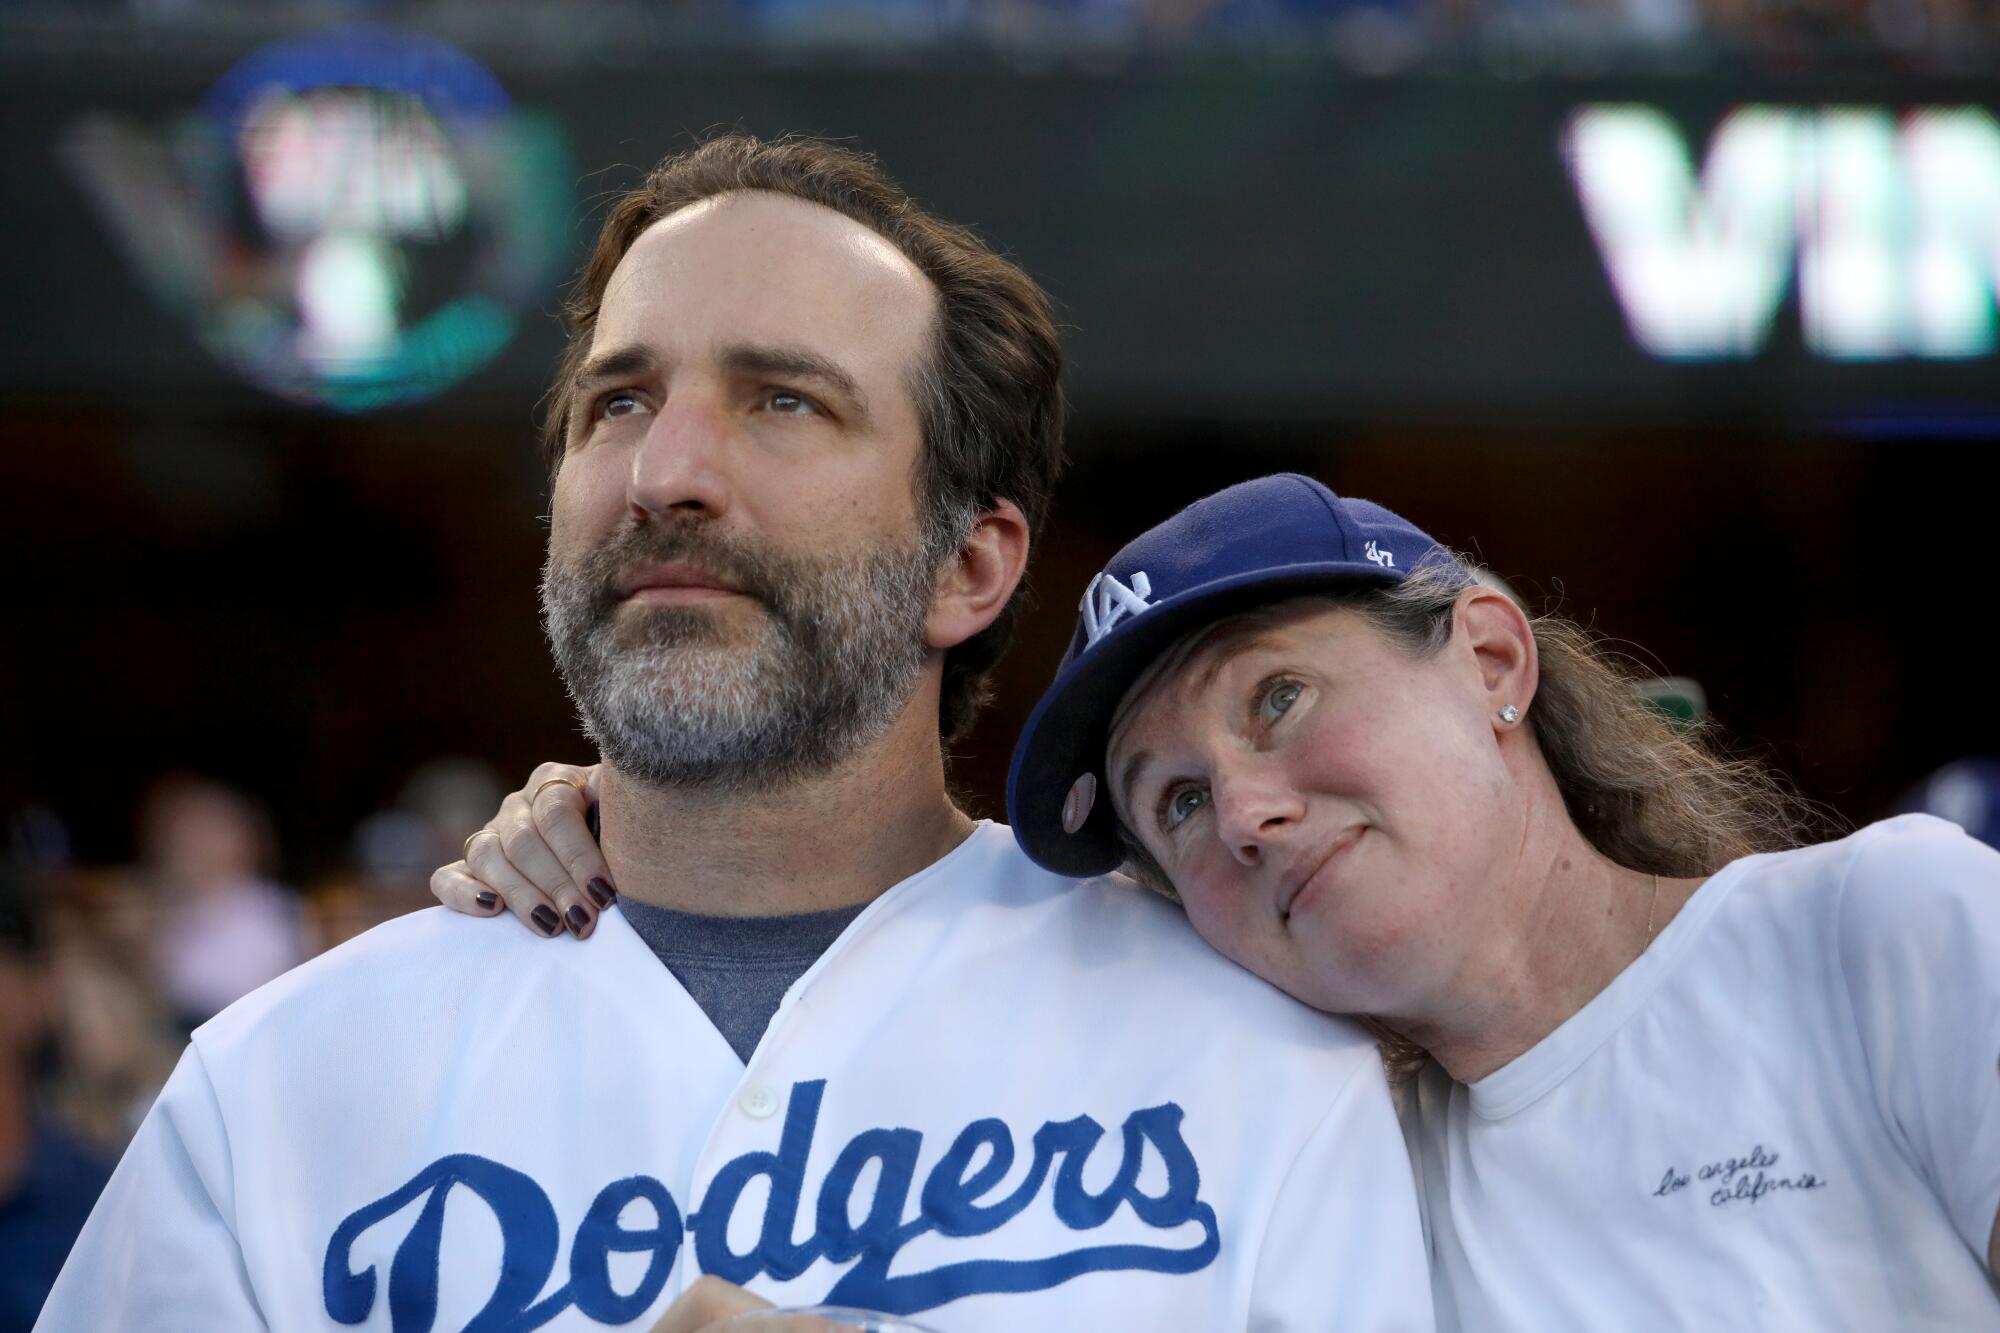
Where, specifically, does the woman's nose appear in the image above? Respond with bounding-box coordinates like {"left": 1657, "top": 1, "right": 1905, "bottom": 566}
{"left": 1212, "top": 769, "right": 1307, "bottom": 869}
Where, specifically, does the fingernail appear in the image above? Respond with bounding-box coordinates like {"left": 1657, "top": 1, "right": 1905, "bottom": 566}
{"left": 531, "top": 904, "right": 560, "bottom": 936}
{"left": 587, "top": 877, "right": 615, "bottom": 908}
{"left": 474, "top": 891, "right": 498, "bottom": 910}
{"left": 565, "top": 905, "right": 591, "bottom": 936}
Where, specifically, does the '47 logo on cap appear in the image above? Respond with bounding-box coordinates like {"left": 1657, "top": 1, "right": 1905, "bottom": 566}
{"left": 1080, "top": 571, "right": 1154, "bottom": 646}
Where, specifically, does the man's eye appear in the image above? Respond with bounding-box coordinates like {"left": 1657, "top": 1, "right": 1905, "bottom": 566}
{"left": 1161, "top": 785, "right": 1209, "bottom": 833}
{"left": 763, "top": 390, "right": 818, "bottom": 415}
{"left": 597, "top": 391, "right": 645, "bottom": 420}
{"left": 1259, "top": 679, "right": 1303, "bottom": 726}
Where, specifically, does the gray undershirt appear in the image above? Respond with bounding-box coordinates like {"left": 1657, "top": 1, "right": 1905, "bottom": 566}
{"left": 617, "top": 898, "right": 867, "bottom": 1063}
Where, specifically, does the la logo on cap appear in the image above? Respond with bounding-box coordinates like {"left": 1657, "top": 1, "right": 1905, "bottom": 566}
{"left": 1062, "top": 773, "right": 1097, "bottom": 834}
{"left": 1080, "top": 571, "right": 1153, "bottom": 646}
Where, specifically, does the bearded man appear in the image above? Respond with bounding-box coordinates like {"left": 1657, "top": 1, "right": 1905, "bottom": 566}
{"left": 41, "top": 135, "right": 1431, "bottom": 1332}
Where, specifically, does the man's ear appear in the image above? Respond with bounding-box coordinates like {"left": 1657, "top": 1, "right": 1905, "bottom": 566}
{"left": 926, "top": 499, "right": 1030, "bottom": 651}
{"left": 1454, "top": 585, "right": 1539, "bottom": 730}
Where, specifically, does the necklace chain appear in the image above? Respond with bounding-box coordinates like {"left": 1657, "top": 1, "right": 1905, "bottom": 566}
{"left": 1645, "top": 872, "right": 1662, "bottom": 940}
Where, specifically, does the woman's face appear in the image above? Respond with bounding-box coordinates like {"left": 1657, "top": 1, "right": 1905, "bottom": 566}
{"left": 1106, "top": 597, "right": 1523, "bottom": 1016}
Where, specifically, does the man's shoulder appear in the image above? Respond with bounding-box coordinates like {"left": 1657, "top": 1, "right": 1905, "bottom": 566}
{"left": 191, "top": 907, "right": 635, "bottom": 1066}
{"left": 942, "top": 821, "right": 1192, "bottom": 927}
{"left": 935, "top": 824, "right": 1381, "bottom": 1060}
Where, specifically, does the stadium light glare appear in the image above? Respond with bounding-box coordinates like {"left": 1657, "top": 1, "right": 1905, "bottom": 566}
{"left": 62, "top": 26, "right": 569, "bottom": 411}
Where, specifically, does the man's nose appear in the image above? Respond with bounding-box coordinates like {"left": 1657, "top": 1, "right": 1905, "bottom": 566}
{"left": 627, "top": 395, "right": 733, "bottom": 520}
{"left": 1212, "top": 769, "right": 1306, "bottom": 869}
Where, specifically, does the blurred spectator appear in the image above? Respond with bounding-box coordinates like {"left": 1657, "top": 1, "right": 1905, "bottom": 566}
{"left": 314, "top": 757, "right": 505, "bottom": 951}
{"left": 39, "top": 870, "right": 180, "bottom": 1147}
{"left": 0, "top": 865, "right": 112, "bottom": 1333}
{"left": 5, "top": 804, "right": 179, "bottom": 1149}
{"left": 1901, "top": 757, "right": 2000, "bottom": 850}
{"left": 357, "top": 756, "right": 506, "bottom": 888}
{"left": 137, "top": 775, "right": 304, "bottom": 1034}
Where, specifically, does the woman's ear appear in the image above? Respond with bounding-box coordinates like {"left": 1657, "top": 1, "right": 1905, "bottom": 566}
{"left": 1454, "top": 585, "right": 1539, "bottom": 730}
{"left": 925, "top": 499, "right": 1031, "bottom": 651}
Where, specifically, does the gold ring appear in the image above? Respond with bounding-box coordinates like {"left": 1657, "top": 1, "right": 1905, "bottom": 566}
{"left": 462, "top": 828, "right": 501, "bottom": 861}
{"left": 532, "top": 775, "right": 586, "bottom": 805}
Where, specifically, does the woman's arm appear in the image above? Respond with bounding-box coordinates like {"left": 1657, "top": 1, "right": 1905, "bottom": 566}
{"left": 646, "top": 1276, "right": 771, "bottom": 1330}
{"left": 430, "top": 761, "right": 611, "bottom": 938}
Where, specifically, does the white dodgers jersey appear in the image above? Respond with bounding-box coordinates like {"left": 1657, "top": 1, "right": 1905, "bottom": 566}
{"left": 42, "top": 822, "right": 1433, "bottom": 1331}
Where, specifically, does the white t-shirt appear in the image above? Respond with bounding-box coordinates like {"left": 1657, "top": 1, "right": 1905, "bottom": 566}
{"left": 1407, "top": 815, "right": 2000, "bottom": 1331}
{"left": 41, "top": 822, "right": 1433, "bottom": 1331}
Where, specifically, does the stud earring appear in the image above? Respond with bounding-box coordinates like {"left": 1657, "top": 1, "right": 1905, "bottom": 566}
{"left": 1498, "top": 704, "right": 1521, "bottom": 724}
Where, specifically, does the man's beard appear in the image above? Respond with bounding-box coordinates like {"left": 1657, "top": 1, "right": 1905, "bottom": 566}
{"left": 540, "top": 515, "right": 947, "bottom": 791}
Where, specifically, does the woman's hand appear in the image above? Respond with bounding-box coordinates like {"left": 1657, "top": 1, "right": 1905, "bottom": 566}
{"left": 646, "top": 1277, "right": 780, "bottom": 1331}
{"left": 429, "top": 761, "right": 612, "bottom": 939}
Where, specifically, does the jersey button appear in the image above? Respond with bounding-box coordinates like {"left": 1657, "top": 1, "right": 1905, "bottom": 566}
{"left": 738, "top": 1085, "right": 779, "bottom": 1119}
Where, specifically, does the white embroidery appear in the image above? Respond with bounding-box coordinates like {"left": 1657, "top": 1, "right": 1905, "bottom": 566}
{"left": 1080, "top": 571, "right": 1154, "bottom": 645}
{"left": 1363, "top": 541, "right": 1394, "bottom": 569}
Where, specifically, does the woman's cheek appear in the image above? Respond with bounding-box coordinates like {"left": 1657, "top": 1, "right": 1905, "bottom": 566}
{"left": 1179, "top": 880, "right": 1250, "bottom": 950}
{"left": 1300, "top": 869, "right": 1447, "bottom": 1001}
{"left": 1181, "top": 880, "right": 1293, "bottom": 980}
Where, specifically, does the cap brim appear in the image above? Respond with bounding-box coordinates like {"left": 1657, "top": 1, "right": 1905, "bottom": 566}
{"left": 1007, "top": 561, "right": 1406, "bottom": 878}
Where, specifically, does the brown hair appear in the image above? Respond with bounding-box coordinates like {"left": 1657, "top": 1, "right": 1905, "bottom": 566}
{"left": 542, "top": 133, "right": 1068, "bottom": 743}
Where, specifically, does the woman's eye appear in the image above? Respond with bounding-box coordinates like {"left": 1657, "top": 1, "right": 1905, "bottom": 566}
{"left": 597, "top": 391, "right": 644, "bottom": 420}
{"left": 1259, "top": 679, "right": 1303, "bottom": 725}
{"left": 1162, "top": 785, "right": 1210, "bottom": 833}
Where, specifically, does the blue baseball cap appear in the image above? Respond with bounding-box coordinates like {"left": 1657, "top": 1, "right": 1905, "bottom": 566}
{"left": 1006, "top": 473, "right": 1465, "bottom": 878}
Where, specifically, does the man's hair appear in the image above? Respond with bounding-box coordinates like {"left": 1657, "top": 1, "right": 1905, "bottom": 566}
{"left": 542, "top": 133, "right": 1068, "bottom": 744}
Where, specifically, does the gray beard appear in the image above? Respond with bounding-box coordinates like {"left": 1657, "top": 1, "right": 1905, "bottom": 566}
{"left": 540, "top": 515, "right": 944, "bottom": 792}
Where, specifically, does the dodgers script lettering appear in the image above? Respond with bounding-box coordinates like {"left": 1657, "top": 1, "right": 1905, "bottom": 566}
{"left": 324, "top": 1080, "right": 1220, "bottom": 1330}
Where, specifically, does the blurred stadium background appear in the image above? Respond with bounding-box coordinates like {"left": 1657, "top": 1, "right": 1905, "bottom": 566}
{"left": 2, "top": 0, "right": 1998, "bottom": 1316}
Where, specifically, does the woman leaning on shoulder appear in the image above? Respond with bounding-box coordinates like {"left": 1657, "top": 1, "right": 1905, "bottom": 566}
{"left": 442, "top": 473, "right": 2000, "bottom": 1331}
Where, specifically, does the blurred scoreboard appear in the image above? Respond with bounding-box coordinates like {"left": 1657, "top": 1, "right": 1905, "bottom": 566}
{"left": 4, "top": 39, "right": 1994, "bottom": 432}
{"left": 1568, "top": 105, "right": 1999, "bottom": 364}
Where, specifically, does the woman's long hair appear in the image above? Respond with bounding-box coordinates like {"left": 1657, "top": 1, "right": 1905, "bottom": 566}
{"left": 1400, "top": 560, "right": 1823, "bottom": 874}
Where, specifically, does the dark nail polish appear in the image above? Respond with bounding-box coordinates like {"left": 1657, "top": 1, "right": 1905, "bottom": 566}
{"left": 565, "top": 905, "right": 591, "bottom": 936}
{"left": 531, "top": 904, "right": 560, "bottom": 936}
{"left": 587, "top": 877, "right": 616, "bottom": 908}
{"left": 474, "top": 891, "right": 498, "bottom": 910}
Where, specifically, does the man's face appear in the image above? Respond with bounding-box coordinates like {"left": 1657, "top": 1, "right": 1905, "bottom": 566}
{"left": 541, "top": 191, "right": 948, "bottom": 789}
